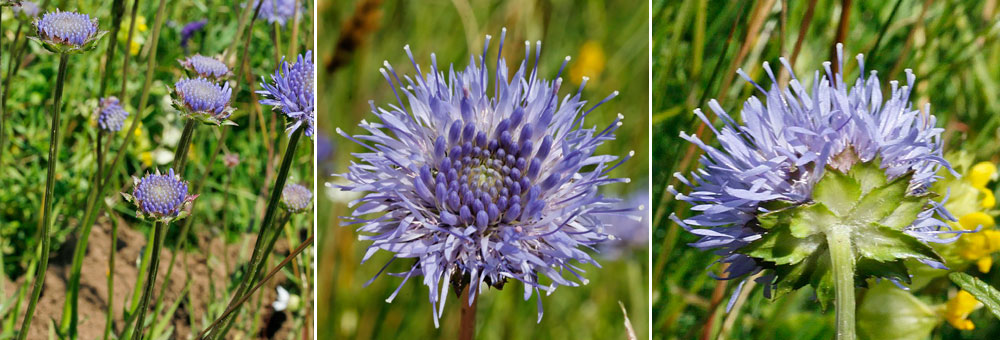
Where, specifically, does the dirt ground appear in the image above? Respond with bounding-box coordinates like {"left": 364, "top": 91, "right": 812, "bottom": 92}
{"left": 3, "top": 219, "right": 302, "bottom": 339}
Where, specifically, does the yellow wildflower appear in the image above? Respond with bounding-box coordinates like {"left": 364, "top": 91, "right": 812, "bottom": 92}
{"left": 569, "top": 41, "right": 605, "bottom": 85}
{"left": 969, "top": 162, "right": 996, "bottom": 208}
{"left": 130, "top": 41, "right": 140, "bottom": 55}
{"left": 140, "top": 151, "right": 153, "bottom": 168}
{"left": 943, "top": 290, "right": 980, "bottom": 330}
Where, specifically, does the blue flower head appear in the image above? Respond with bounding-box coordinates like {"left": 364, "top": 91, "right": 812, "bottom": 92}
{"left": 13, "top": 1, "right": 39, "bottom": 18}
{"left": 180, "top": 19, "right": 207, "bottom": 49}
{"left": 179, "top": 54, "right": 231, "bottom": 79}
{"left": 250, "top": 0, "right": 300, "bottom": 26}
{"left": 32, "top": 10, "right": 105, "bottom": 54}
{"left": 258, "top": 50, "right": 314, "bottom": 138}
{"left": 281, "top": 183, "right": 312, "bottom": 214}
{"left": 97, "top": 96, "right": 129, "bottom": 132}
{"left": 671, "top": 44, "right": 965, "bottom": 309}
{"left": 337, "top": 29, "right": 633, "bottom": 326}
{"left": 123, "top": 168, "right": 197, "bottom": 223}
{"left": 172, "top": 77, "right": 236, "bottom": 126}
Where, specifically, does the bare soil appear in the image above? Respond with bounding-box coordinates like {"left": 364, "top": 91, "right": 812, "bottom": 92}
{"left": 3, "top": 219, "right": 299, "bottom": 339}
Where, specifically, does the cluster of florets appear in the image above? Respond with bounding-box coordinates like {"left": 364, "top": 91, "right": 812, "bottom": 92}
{"left": 123, "top": 169, "right": 197, "bottom": 223}
{"left": 258, "top": 51, "right": 314, "bottom": 138}
{"left": 171, "top": 77, "right": 236, "bottom": 126}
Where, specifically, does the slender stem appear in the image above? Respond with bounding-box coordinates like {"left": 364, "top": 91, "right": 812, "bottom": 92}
{"left": 103, "top": 216, "right": 119, "bottom": 340}
{"left": 98, "top": 0, "right": 127, "bottom": 98}
{"left": 150, "top": 126, "right": 228, "bottom": 323}
{"left": 173, "top": 119, "right": 198, "bottom": 174}
{"left": 118, "top": 232, "right": 154, "bottom": 340}
{"left": 459, "top": 286, "right": 477, "bottom": 340}
{"left": 196, "top": 234, "right": 314, "bottom": 339}
{"left": 0, "top": 21, "right": 24, "bottom": 173}
{"left": 212, "top": 127, "right": 303, "bottom": 339}
{"left": 287, "top": 0, "right": 301, "bottom": 57}
{"left": 131, "top": 222, "right": 166, "bottom": 340}
{"left": 270, "top": 23, "right": 282, "bottom": 64}
{"left": 826, "top": 228, "right": 857, "bottom": 340}
{"left": 78, "top": 0, "right": 165, "bottom": 282}
{"left": 17, "top": 52, "right": 69, "bottom": 340}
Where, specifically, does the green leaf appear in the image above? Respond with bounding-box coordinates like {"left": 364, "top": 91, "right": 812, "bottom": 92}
{"left": 857, "top": 258, "right": 911, "bottom": 286}
{"left": 948, "top": 272, "right": 1000, "bottom": 321}
{"left": 848, "top": 160, "right": 889, "bottom": 195}
{"left": 789, "top": 203, "right": 837, "bottom": 238}
{"left": 745, "top": 224, "right": 823, "bottom": 265}
{"left": 851, "top": 174, "right": 912, "bottom": 225}
{"left": 812, "top": 169, "right": 862, "bottom": 216}
{"left": 878, "top": 196, "right": 928, "bottom": 230}
{"left": 854, "top": 226, "right": 943, "bottom": 263}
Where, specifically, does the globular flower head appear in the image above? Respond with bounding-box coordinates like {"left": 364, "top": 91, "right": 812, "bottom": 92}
{"left": 281, "top": 183, "right": 312, "bottom": 214}
{"left": 123, "top": 168, "right": 197, "bottom": 223}
{"left": 337, "top": 29, "right": 632, "bottom": 325}
{"left": 171, "top": 77, "right": 236, "bottom": 126}
{"left": 250, "top": 0, "right": 300, "bottom": 26}
{"left": 97, "top": 96, "right": 129, "bottom": 132}
{"left": 179, "top": 54, "right": 231, "bottom": 79}
{"left": 672, "top": 44, "right": 963, "bottom": 309}
{"left": 32, "top": 10, "right": 105, "bottom": 54}
{"left": 258, "top": 50, "right": 314, "bottom": 138}
{"left": 180, "top": 19, "right": 207, "bottom": 49}
{"left": 12, "top": 1, "right": 39, "bottom": 18}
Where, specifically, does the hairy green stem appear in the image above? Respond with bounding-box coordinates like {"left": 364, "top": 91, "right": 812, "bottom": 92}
{"left": 827, "top": 228, "right": 857, "bottom": 340}
{"left": 211, "top": 127, "right": 303, "bottom": 339}
{"left": 130, "top": 222, "right": 166, "bottom": 340}
{"left": 17, "top": 52, "right": 69, "bottom": 340}
{"left": 173, "top": 119, "right": 198, "bottom": 174}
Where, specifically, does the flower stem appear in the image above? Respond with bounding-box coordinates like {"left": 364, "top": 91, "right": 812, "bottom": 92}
{"left": 173, "top": 119, "right": 198, "bottom": 174}
{"left": 459, "top": 286, "right": 477, "bottom": 340}
{"left": 826, "top": 227, "right": 857, "bottom": 340}
{"left": 211, "top": 127, "right": 303, "bottom": 339}
{"left": 131, "top": 221, "right": 166, "bottom": 340}
{"left": 149, "top": 126, "right": 228, "bottom": 327}
{"left": 17, "top": 52, "right": 70, "bottom": 340}
{"left": 103, "top": 216, "right": 119, "bottom": 340}
{"left": 195, "top": 234, "right": 313, "bottom": 339}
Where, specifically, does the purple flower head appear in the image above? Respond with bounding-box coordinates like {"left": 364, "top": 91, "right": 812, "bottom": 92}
{"left": 671, "top": 44, "right": 962, "bottom": 308}
{"left": 124, "top": 168, "right": 197, "bottom": 223}
{"left": 13, "top": 1, "right": 39, "bottom": 18}
{"left": 281, "top": 183, "right": 312, "bottom": 214}
{"left": 97, "top": 96, "right": 129, "bottom": 132}
{"left": 172, "top": 77, "right": 236, "bottom": 126}
{"left": 258, "top": 50, "right": 314, "bottom": 138}
{"left": 337, "top": 29, "right": 632, "bottom": 326}
{"left": 179, "top": 54, "right": 231, "bottom": 79}
{"left": 33, "top": 10, "right": 103, "bottom": 52}
{"left": 180, "top": 19, "right": 207, "bottom": 48}
{"left": 249, "top": 0, "right": 299, "bottom": 26}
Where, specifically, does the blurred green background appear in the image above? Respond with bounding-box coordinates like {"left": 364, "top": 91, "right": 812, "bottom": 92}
{"left": 317, "top": 0, "right": 648, "bottom": 339}
{"left": 653, "top": 0, "right": 1000, "bottom": 339}
{"left": 1, "top": 0, "right": 314, "bottom": 338}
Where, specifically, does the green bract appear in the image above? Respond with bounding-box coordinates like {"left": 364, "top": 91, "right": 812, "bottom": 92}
{"left": 745, "top": 161, "right": 946, "bottom": 307}
{"left": 28, "top": 30, "right": 107, "bottom": 55}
